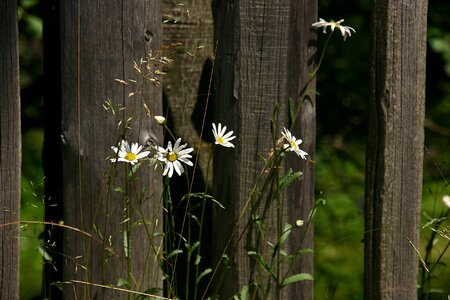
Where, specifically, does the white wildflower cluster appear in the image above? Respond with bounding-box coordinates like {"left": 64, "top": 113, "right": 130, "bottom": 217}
{"left": 110, "top": 121, "right": 236, "bottom": 178}
{"left": 110, "top": 121, "right": 309, "bottom": 177}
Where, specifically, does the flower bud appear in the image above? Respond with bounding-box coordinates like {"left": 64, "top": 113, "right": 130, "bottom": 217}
{"left": 154, "top": 115, "right": 166, "bottom": 125}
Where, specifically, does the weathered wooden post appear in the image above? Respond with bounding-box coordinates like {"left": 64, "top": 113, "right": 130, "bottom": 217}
{"left": 0, "top": 1, "right": 21, "bottom": 299}
{"left": 365, "top": 0, "right": 428, "bottom": 298}
{"left": 52, "top": 1, "right": 163, "bottom": 298}
{"left": 211, "top": 0, "right": 317, "bottom": 298}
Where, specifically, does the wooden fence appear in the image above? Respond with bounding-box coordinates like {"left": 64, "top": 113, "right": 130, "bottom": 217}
{"left": 0, "top": 0, "right": 427, "bottom": 299}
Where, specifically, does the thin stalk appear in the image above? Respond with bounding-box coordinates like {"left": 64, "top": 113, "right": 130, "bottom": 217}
{"left": 124, "top": 164, "right": 132, "bottom": 300}
{"left": 193, "top": 147, "right": 215, "bottom": 299}
{"left": 292, "top": 31, "right": 333, "bottom": 127}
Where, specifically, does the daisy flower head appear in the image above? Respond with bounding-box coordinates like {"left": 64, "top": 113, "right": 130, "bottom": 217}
{"left": 157, "top": 138, "right": 194, "bottom": 178}
{"left": 312, "top": 18, "right": 355, "bottom": 41}
{"left": 212, "top": 123, "right": 236, "bottom": 148}
{"left": 110, "top": 140, "right": 150, "bottom": 165}
{"left": 281, "top": 127, "right": 308, "bottom": 160}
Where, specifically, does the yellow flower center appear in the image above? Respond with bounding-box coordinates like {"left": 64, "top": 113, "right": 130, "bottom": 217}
{"left": 217, "top": 137, "right": 224, "bottom": 144}
{"left": 125, "top": 152, "right": 137, "bottom": 161}
{"left": 290, "top": 141, "right": 298, "bottom": 150}
{"left": 167, "top": 151, "right": 178, "bottom": 162}
{"left": 330, "top": 21, "right": 340, "bottom": 28}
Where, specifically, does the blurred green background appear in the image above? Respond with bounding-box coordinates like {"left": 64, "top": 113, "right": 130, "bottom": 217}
{"left": 18, "top": 0, "right": 449, "bottom": 299}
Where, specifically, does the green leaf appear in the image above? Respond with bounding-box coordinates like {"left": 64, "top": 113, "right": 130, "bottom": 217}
{"left": 279, "top": 223, "right": 293, "bottom": 245}
{"left": 117, "top": 278, "right": 131, "bottom": 288}
{"left": 247, "top": 251, "right": 276, "bottom": 280}
{"left": 281, "top": 273, "right": 314, "bottom": 286}
{"left": 288, "top": 248, "right": 314, "bottom": 261}
{"left": 166, "top": 249, "right": 183, "bottom": 259}
{"left": 114, "top": 187, "right": 125, "bottom": 194}
{"left": 38, "top": 246, "right": 52, "bottom": 262}
{"left": 279, "top": 169, "right": 303, "bottom": 191}
{"left": 181, "top": 192, "right": 225, "bottom": 209}
{"left": 195, "top": 254, "right": 202, "bottom": 265}
{"left": 196, "top": 268, "right": 212, "bottom": 285}
{"left": 49, "top": 281, "right": 65, "bottom": 291}
{"left": 128, "top": 162, "right": 142, "bottom": 179}
{"left": 186, "top": 241, "right": 200, "bottom": 260}
{"left": 233, "top": 284, "right": 250, "bottom": 300}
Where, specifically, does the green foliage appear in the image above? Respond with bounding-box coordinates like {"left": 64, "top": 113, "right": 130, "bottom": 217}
{"left": 20, "top": 129, "right": 45, "bottom": 299}
{"left": 314, "top": 141, "right": 365, "bottom": 299}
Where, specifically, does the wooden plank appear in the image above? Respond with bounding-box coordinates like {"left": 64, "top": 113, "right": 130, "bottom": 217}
{"left": 59, "top": 1, "right": 163, "bottom": 298}
{"left": 0, "top": 1, "right": 21, "bottom": 299}
{"left": 365, "top": 0, "right": 428, "bottom": 299}
{"left": 211, "top": 0, "right": 316, "bottom": 298}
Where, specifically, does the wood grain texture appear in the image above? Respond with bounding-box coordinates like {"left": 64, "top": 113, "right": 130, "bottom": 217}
{"left": 285, "top": 1, "right": 317, "bottom": 298}
{"left": 0, "top": 1, "right": 21, "bottom": 299}
{"left": 60, "top": 1, "right": 163, "bottom": 298}
{"left": 365, "top": 0, "right": 428, "bottom": 299}
{"left": 212, "top": 0, "right": 316, "bottom": 298}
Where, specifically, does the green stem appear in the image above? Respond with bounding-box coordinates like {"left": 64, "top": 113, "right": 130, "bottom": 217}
{"left": 193, "top": 147, "right": 215, "bottom": 299}
{"left": 124, "top": 164, "right": 131, "bottom": 300}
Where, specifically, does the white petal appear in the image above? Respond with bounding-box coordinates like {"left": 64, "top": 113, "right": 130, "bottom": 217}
{"left": 212, "top": 123, "right": 218, "bottom": 138}
{"left": 173, "top": 161, "right": 184, "bottom": 176}
{"left": 173, "top": 138, "right": 182, "bottom": 150}
{"left": 167, "top": 163, "right": 174, "bottom": 178}
{"left": 136, "top": 151, "right": 150, "bottom": 159}
{"left": 223, "top": 131, "right": 235, "bottom": 139}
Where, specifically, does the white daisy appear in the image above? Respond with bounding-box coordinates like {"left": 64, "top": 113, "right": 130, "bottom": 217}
{"left": 212, "top": 123, "right": 236, "bottom": 148}
{"left": 110, "top": 140, "right": 150, "bottom": 165}
{"left": 156, "top": 138, "right": 194, "bottom": 178}
{"left": 281, "top": 127, "right": 308, "bottom": 160}
{"left": 312, "top": 18, "right": 355, "bottom": 41}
